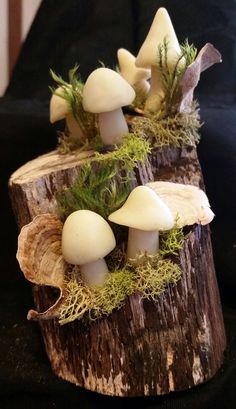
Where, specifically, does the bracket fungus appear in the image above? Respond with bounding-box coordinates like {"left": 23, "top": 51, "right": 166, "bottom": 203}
{"left": 146, "top": 181, "right": 215, "bottom": 227}
{"left": 62, "top": 210, "right": 116, "bottom": 286}
{"left": 50, "top": 86, "right": 85, "bottom": 140}
{"left": 82, "top": 67, "right": 135, "bottom": 145}
{"left": 16, "top": 214, "right": 67, "bottom": 321}
{"left": 108, "top": 185, "right": 174, "bottom": 263}
{"left": 136, "top": 7, "right": 183, "bottom": 113}
{"left": 117, "top": 48, "right": 151, "bottom": 95}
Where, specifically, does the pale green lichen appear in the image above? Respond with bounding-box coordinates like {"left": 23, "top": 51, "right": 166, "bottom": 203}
{"left": 59, "top": 254, "right": 182, "bottom": 325}
{"left": 94, "top": 133, "right": 151, "bottom": 172}
{"left": 160, "top": 225, "right": 185, "bottom": 256}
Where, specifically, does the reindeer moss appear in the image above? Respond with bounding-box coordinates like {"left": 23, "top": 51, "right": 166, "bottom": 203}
{"left": 94, "top": 133, "right": 151, "bottom": 171}
{"left": 59, "top": 254, "right": 182, "bottom": 325}
{"left": 160, "top": 226, "right": 185, "bottom": 256}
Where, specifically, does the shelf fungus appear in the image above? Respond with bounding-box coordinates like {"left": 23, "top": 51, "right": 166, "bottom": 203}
{"left": 109, "top": 185, "right": 174, "bottom": 263}
{"left": 146, "top": 181, "right": 215, "bottom": 227}
{"left": 16, "top": 214, "right": 67, "bottom": 321}
{"left": 82, "top": 67, "right": 135, "bottom": 145}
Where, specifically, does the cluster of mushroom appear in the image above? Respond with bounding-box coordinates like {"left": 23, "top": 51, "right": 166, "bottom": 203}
{"left": 50, "top": 7, "right": 184, "bottom": 146}
{"left": 61, "top": 182, "right": 214, "bottom": 286}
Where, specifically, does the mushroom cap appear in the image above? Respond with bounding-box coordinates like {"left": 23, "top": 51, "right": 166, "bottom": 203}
{"left": 62, "top": 210, "right": 116, "bottom": 265}
{"left": 82, "top": 67, "right": 135, "bottom": 113}
{"left": 135, "top": 7, "right": 181, "bottom": 69}
{"left": 117, "top": 48, "right": 151, "bottom": 85}
{"left": 108, "top": 185, "right": 174, "bottom": 231}
{"left": 50, "top": 86, "right": 70, "bottom": 123}
{"left": 146, "top": 181, "right": 215, "bottom": 227}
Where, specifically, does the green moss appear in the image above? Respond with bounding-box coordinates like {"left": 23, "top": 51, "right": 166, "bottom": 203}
{"left": 56, "top": 162, "right": 130, "bottom": 220}
{"left": 59, "top": 254, "right": 182, "bottom": 325}
{"left": 50, "top": 67, "right": 98, "bottom": 152}
{"left": 56, "top": 133, "right": 151, "bottom": 219}
{"left": 131, "top": 103, "right": 201, "bottom": 148}
{"left": 148, "top": 38, "right": 197, "bottom": 118}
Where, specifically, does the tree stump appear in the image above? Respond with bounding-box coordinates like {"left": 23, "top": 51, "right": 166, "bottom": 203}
{"left": 9, "top": 146, "right": 226, "bottom": 397}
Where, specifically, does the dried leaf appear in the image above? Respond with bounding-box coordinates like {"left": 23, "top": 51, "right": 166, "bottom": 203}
{"left": 17, "top": 214, "right": 68, "bottom": 321}
{"left": 179, "top": 43, "right": 222, "bottom": 113}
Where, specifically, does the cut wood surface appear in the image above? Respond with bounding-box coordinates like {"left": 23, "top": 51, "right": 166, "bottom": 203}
{"left": 9, "top": 146, "right": 226, "bottom": 396}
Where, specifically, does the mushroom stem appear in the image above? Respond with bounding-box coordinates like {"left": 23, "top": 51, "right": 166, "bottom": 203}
{"left": 66, "top": 112, "right": 85, "bottom": 139}
{"left": 80, "top": 258, "right": 109, "bottom": 286}
{"left": 134, "top": 79, "right": 150, "bottom": 95}
{"left": 98, "top": 108, "right": 128, "bottom": 145}
{"left": 145, "top": 65, "right": 164, "bottom": 113}
{"left": 127, "top": 227, "right": 159, "bottom": 263}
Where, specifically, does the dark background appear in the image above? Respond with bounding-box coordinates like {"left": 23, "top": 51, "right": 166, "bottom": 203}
{"left": 0, "top": 0, "right": 235, "bottom": 408}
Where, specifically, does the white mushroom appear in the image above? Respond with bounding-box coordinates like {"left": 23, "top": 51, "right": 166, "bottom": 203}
{"left": 135, "top": 7, "right": 183, "bottom": 113}
{"left": 117, "top": 48, "right": 151, "bottom": 95}
{"left": 62, "top": 210, "right": 116, "bottom": 286}
{"left": 146, "top": 181, "right": 215, "bottom": 227}
{"left": 50, "top": 86, "right": 84, "bottom": 139}
{"left": 108, "top": 186, "right": 174, "bottom": 263}
{"left": 82, "top": 67, "right": 135, "bottom": 145}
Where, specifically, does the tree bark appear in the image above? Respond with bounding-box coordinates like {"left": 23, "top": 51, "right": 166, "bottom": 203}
{"left": 9, "top": 146, "right": 226, "bottom": 397}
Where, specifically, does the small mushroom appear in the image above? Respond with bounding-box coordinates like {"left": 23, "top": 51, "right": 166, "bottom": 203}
{"left": 50, "top": 86, "right": 84, "bottom": 140}
{"left": 146, "top": 181, "right": 215, "bottom": 227}
{"left": 82, "top": 67, "right": 135, "bottom": 145}
{"left": 62, "top": 210, "right": 116, "bottom": 286}
{"left": 135, "top": 7, "right": 183, "bottom": 113}
{"left": 108, "top": 186, "right": 174, "bottom": 263}
{"left": 117, "top": 48, "right": 151, "bottom": 95}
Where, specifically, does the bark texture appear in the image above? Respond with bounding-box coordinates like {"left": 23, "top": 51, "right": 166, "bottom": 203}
{"left": 9, "top": 146, "right": 226, "bottom": 397}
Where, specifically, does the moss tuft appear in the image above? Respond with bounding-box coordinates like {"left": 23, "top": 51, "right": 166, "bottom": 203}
{"left": 50, "top": 67, "right": 98, "bottom": 152}
{"left": 59, "top": 254, "right": 182, "bottom": 325}
{"left": 56, "top": 161, "right": 130, "bottom": 220}
{"left": 150, "top": 38, "right": 198, "bottom": 118}
{"left": 131, "top": 103, "right": 201, "bottom": 148}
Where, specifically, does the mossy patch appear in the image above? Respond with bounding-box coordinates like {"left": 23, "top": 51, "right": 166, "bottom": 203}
{"left": 131, "top": 103, "right": 201, "bottom": 148}
{"left": 59, "top": 254, "right": 182, "bottom": 325}
{"left": 56, "top": 133, "right": 151, "bottom": 220}
{"left": 94, "top": 133, "right": 151, "bottom": 172}
{"left": 160, "top": 225, "right": 185, "bottom": 256}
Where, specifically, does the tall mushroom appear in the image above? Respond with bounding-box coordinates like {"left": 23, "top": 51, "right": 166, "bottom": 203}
{"left": 50, "top": 86, "right": 85, "bottom": 140}
{"left": 117, "top": 48, "right": 151, "bottom": 95}
{"left": 135, "top": 7, "right": 183, "bottom": 113}
{"left": 146, "top": 181, "right": 215, "bottom": 226}
{"left": 108, "top": 186, "right": 174, "bottom": 262}
{"left": 82, "top": 67, "right": 135, "bottom": 145}
{"left": 62, "top": 210, "right": 116, "bottom": 286}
